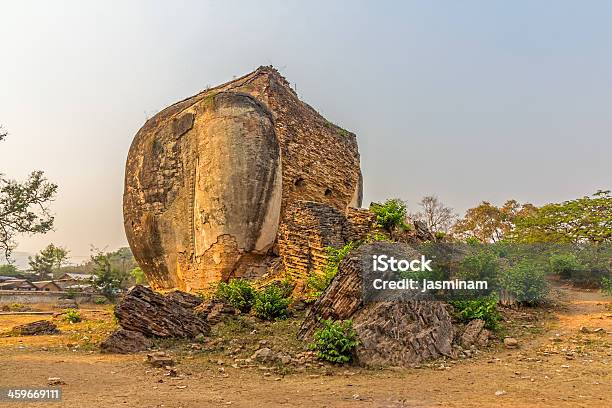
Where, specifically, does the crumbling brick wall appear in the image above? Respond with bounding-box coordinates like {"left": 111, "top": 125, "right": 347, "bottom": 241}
{"left": 278, "top": 201, "right": 376, "bottom": 281}
{"left": 346, "top": 207, "right": 376, "bottom": 242}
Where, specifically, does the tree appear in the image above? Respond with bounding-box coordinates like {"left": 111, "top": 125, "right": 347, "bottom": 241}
{"left": 0, "top": 126, "right": 57, "bottom": 260}
{"left": 512, "top": 190, "right": 612, "bottom": 244}
{"left": 28, "top": 244, "right": 69, "bottom": 280}
{"left": 91, "top": 250, "right": 122, "bottom": 300}
{"left": 28, "top": 250, "right": 55, "bottom": 280}
{"left": 411, "top": 195, "right": 457, "bottom": 233}
{"left": 0, "top": 263, "right": 20, "bottom": 277}
{"left": 453, "top": 200, "right": 536, "bottom": 243}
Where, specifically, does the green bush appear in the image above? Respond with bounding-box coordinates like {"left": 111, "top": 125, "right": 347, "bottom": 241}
{"left": 602, "top": 277, "right": 612, "bottom": 296}
{"left": 253, "top": 285, "right": 291, "bottom": 320}
{"left": 456, "top": 250, "right": 500, "bottom": 290}
{"left": 309, "top": 319, "right": 359, "bottom": 364}
{"left": 549, "top": 253, "right": 582, "bottom": 280}
{"left": 450, "top": 293, "right": 500, "bottom": 330}
{"left": 274, "top": 277, "right": 295, "bottom": 299}
{"left": 94, "top": 297, "right": 107, "bottom": 305}
{"left": 307, "top": 242, "right": 354, "bottom": 299}
{"left": 370, "top": 199, "right": 408, "bottom": 232}
{"left": 216, "top": 279, "right": 257, "bottom": 313}
{"left": 64, "top": 309, "right": 82, "bottom": 323}
{"left": 502, "top": 260, "right": 549, "bottom": 305}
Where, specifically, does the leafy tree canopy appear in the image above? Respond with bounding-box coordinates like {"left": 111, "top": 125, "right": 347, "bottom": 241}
{"left": 29, "top": 244, "right": 69, "bottom": 280}
{"left": 512, "top": 190, "right": 612, "bottom": 244}
{"left": 0, "top": 263, "right": 20, "bottom": 277}
{"left": 453, "top": 200, "right": 536, "bottom": 243}
{"left": 0, "top": 125, "right": 57, "bottom": 260}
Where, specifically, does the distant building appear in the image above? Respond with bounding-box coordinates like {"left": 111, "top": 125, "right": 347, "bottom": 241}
{"left": 56, "top": 273, "right": 94, "bottom": 290}
{"left": 32, "top": 281, "right": 63, "bottom": 292}
{"left": 0, "top": 279, "right": 37, "bottom": 291}
{"left": 64, "top": 283, "right": 95, "bottom": 293}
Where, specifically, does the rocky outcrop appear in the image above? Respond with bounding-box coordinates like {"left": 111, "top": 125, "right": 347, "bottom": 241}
{"left": 100, "top": 329, "right": 153, "bottom": 354}
{"left": 113, "top": 285, "right": 209, "bottom": 338}
{"left": 124, "top": 66, "right": 363, "bottom": 291}
{"left": 299, "top": 242, "right": 456, "bottom": 367}
{"left": 12, "top": 320, "right": 59, "bottom": 336}
{"left": 459, "top": 319, "right": 490, "bottom": 348}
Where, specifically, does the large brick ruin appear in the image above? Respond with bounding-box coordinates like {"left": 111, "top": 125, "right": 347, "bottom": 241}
{"left": 278, "top": 202, "right": 374, "bottom": 281}
{"left": 123, "top": 66, "right": 373, "bottom": 291}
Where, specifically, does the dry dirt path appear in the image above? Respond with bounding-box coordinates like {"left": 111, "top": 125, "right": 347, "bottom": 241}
{"left": 1, "top": 287, "right": 611, "bottom": 408}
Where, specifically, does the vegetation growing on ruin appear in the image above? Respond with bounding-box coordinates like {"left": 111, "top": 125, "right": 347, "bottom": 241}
{"left": 309, "top": 319, "right": 359, "bottom": 364}
{"left": 307, "top": 241, "right": 355, "bottom": 300}
{"left": 370, "top": 198, "right": 409, "bottom": 233}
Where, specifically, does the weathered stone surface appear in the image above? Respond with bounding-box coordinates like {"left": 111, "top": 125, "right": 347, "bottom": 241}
{"left": 165, "top": 290, "right": 204, "bottom": 309}
{"left": 12, "top": 320, "right": 59, "bottom": 336}
{"left": 250, "top": 347, "right": 275, "bottom": 363}
{"left": 278, "top": 201, "right": 376, "bottom": 282}
{"left": 194, "top": 299, "right": 238, "bottom": 325}
{"left": 504, "top": 337, "right": 519, "bottom": 348}
{"left": 114, "top": 285, "right": 209, "bottom": 338}
{"left": 353, "top": 301, "right": 456, "bottom": 366}
{"left": 100, "top": 329, "right": 153, "bottom": 354}
{"left": 55, "top": 299, "right": 78, "bottom": 309}
{"left": 146, "top": 351, "right": 175, "bottom": 367}
{"left": 124, "top": 66, "right": 362, "bottom": 291}
{"left": 460, "top": 319, "right": 486, "bottom": 348}
{"left": 299, "top": 242, "right": 456, "bottom": 367}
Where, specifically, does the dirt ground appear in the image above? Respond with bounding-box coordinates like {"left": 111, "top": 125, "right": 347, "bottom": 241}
{"left": 0, "top": 287, "right": 611, "bottom": 408}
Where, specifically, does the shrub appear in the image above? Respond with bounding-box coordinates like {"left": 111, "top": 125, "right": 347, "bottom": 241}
{"left": 253, "top": 285, "right": 291, "bottom": 320}
{"left": 370, "top": 199, "right": 408, "bottom": 233}
{"left": 450, "top": 293, "right": 500, "bottom": 330}
{"left": 94, "top": 297, "right": 107, "bottom": 305}
{"left": 602, "top": 277, "right": 612, "bottom": 296}
{"left": 216, "top": 279, "right": 257, "bottom": 313}
{"left": 309, "top": 319, "right": 359, "bottom": 364}
{"left": 549, "top": 253, "right": 582, "bottom": 280}
{"left": 501, "top": 260, "right": 549, "bottom": 305}
{"left": 456, "top": 250, "right": 500, "bottom": 290}
{"left": 274, "top": 277, "right": 295, "bottom": 299}
{"left": 307, "top": 242, "right": 354, "bottom": 299}
{"left": 64, "top": 309, "right": 82, "bottom": 323}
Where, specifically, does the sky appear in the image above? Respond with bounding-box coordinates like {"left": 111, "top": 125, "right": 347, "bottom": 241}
{"left": 0, "top": 1, "right": 610, "bottom": 263}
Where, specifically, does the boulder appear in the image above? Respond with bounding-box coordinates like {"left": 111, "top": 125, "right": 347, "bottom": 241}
{"left": 146, "top": 352, "right": 174, "bottom": 367}
{"left": 12, "top": 320, "right": 59, "bottom": 336}
{"left": 299, "top": 242, "right": 456, "bottom": 367}
{"left": 503, "top": 337, "right": 519, "bottom": 349}
{"left": 460, "top": 319, "right": 487, "bottom": 348}
{"left": 100, "top": 329, "right": 153, "bottom": 354}
{"left": 114, "top": 285, "right": 209, "bottom": 338}
{"left": 250, "top": 347, "right": 275, "bottom": 363}
{"left": 194, "top": 299, "right": 238, "bottom": 325}
{"left": 165, "top": 290, "right": 204, "bottom": 309}
{"left": 55, "top": 299, "right": 78, "bottom": 309}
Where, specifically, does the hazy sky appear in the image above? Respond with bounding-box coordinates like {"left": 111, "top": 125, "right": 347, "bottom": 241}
{"left": 0, "top": 1, "right": 610, "bottom": 262}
